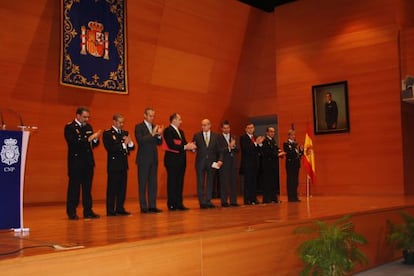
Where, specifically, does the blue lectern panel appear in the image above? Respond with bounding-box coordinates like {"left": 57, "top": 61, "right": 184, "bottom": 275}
{"left": 0, "top": 130, "right": 23, "bottom": 229}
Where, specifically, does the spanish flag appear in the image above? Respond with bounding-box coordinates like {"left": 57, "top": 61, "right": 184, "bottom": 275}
{"left": 303, "top": 124, "right": 316, "bottom": 183}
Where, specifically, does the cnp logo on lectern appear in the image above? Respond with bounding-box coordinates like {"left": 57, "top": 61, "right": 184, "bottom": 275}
{"left": 1, "top": 138, "right": 20, "bottom": 172}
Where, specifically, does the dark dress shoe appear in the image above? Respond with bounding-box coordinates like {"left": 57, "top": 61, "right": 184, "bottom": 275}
{"left": 200, "top": 204, "right": 209, "bottom": 209}
{"left": 68, "top": 214, "right": 79, "bottom": 220}
{"left": 177, "top": 205, "right": 189, "bottom": 211}
{"left": 271, "top": 200, "right": 282, "bottom": 204}
{"left": 84, "top": 212, "right": 100, "bottom": 219}
{"left": 116, "top": 210, "right": 131, "bottom": 216}
{"left": 148, "top": 208, "right": 162, "bottom": 213}
{"left": 207, "top": 203, "right": 216, "bottom": 209}
{"left": 168, "top": 206, "right": 177, "bottom": 211}
{"left": 230, "top": 203, "right": 239, "bottom": 207}
{"left": 141, "top": 208, "right": 149, "bottom": 213}
{"left": 221, "top": 203, "right": 230, "bottom": 208}
{"left": 107, "top": 212, "right": 117, "bottom": 217}
{"left": 288, "top": 199, "right": 301, "bottom": 202}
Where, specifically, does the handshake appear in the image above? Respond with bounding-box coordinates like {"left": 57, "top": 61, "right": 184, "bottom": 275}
{"left": 184, "top": 141, "right": 197, "bottom": 151}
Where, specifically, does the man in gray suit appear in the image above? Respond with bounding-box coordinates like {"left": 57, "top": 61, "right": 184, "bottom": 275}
{"left": 135, "top": 108, "right": 163, "bottom": 213}
{"left": 217, "top": 120, "right": 239, "bottom": 207}
{"left": 192, "top": 119, "right": 223, "bottom": 209}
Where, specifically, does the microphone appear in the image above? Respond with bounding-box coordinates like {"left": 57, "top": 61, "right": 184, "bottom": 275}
{"left": 0, "top": 108, "right": 38, "bottom": 131}
{"left": 0, "top": 109, "right": 5, "bottom": 130}
{"left": 2, "top": 108, "right": 24, "bottom": 128}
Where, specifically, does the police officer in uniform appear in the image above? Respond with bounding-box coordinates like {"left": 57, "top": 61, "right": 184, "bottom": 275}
{"left": 103, "top": 114, "right": 134, "bottom": 216}
{"left": 261, "top": 126, "right": 285, "bottom": 203}
{"left": 64, "top": 106, "right": 101, "bottom": 220}
{"left": 283, "top": 129, "right": 304, "bottom": 202}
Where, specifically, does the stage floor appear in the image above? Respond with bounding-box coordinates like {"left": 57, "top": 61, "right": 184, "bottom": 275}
{"left": 2, "top": 195, "right": 414, "bottom": 262}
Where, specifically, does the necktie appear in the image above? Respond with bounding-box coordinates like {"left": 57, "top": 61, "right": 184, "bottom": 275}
{"left": 225, "top": 134, "right": 230, "bottom": 144}
{"left": 176, "top": 128, "right": 182, "bottom": 139}
{"left": 250, "top": 135, "right": 255, "bottom": 143}
{"left": 147, "top": 123, "right": 152, "bottom": 134}
{"left": 204, "top": 133, "right": 210, "bottom": 146}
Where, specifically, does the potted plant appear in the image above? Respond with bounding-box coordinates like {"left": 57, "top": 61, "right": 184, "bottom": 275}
{"left": 387, "top": 211, "right": 414, "bottom": 265}
{"left": 294, "top": 214, "right": 368, "bottom": 276}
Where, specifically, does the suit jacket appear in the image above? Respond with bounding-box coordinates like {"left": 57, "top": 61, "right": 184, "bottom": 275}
{"left": 217, "top": 133, "right": 238, "bottom": 166}
{"left": 103, "top": 127, "right": 135, "bottom": 172}
{"left": 262, "top": 137, "right": 280, "bottom": 169}
{"left": 64, "top": 120, "right": 99, "bottom": 174}
{"left": 239, "top": 133, "right": 261, "bottom": 173}
{"left": 163, "top": 125, "right": 187, "bottom": 167}
{"left": 283, "top": 140, "right": 303, "bottom": 169}
{"left": 135, "top": 121, "right": 162, "bottom": 165}
{"left": 192, "top": 131, "right": 223, "bottom": 169}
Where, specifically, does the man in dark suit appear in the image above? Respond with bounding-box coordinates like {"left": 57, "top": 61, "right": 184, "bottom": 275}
{"left": 240, "top": 122, "right": 264, "bottom": 205}
{"left": 217, "top": 120, "right": 239, "bottom": 207}
{"left": 64, "top": 106, "right": 101, "bottom": 220}
{"left": 192, "top": 119, "right": 223, "bottom": 209}
{"left": 135, "top": 107, "right": 163, "bottom": 213}
{"left": 163, "top": 113, "right": 196, "bottom": 211}
{"left": 261, "top": 126, "right": 286, "bottom": 204}
{"left": 103, "top": 114, "right": 135, "bottom": 216}
{"left": 283, "top": 129, "right": 304, "bottom": 202}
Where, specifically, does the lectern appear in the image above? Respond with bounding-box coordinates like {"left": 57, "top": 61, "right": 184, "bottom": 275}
{"left": 0, "top": 128, "right": 31, "bottom": 232}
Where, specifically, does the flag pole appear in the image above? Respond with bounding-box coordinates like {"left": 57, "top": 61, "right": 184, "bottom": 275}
{"left": 306, "top": 175, "right": 310, "bottom": 198}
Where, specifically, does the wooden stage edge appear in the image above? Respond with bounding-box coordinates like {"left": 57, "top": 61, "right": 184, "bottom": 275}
{"left": 1, "top": 195, "right": 414, "bottom": 275}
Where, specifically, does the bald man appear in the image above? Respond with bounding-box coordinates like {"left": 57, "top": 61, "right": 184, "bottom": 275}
{"left": 192, "top": 119, "right": 223, "bottom": 209}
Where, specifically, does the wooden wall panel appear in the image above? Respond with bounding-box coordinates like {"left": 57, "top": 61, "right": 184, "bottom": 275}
{"left": 3, "top": 0, "right": 414, "bottom": 203}
{"left": 151, "top": 46, "right": 214, "bottom": 93}
{"left": 0, "top": 0, "right": 250, "bottom": 203}
{"left": 400, "top": 27, "right": 414, "bottom": 195}
{"left": 232, "top": 0, "right": 407, "bottom": 196}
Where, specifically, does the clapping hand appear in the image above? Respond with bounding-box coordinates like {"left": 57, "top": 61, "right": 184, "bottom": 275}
{"left": 256, "top": 136, "right": 265, "bottom": 144}
{"left": 152, "top": 125, "right": 164, "bottom": 136}
{"left": 156, "top": 125, "right": 164, "bottom": 135}
{"left": 88, "top": 130, "right": 101, "bottom": 142}
{"left": 229, "top": 137, "right": 236, "bottom": 149}
{"left": 123, "top": 135, "right": 132, "bottom": 145}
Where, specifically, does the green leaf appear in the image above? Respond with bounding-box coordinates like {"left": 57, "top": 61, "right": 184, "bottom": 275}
{"left": 294, "top": 215, "right": 369, "bottom": 276}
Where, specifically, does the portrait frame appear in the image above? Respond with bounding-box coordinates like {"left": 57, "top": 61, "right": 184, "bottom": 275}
{"left": 312, "top": 81, "right": 350, "bottom": 135}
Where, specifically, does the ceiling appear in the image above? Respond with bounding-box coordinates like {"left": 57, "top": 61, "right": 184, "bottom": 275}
{"left": 238, "top": 0, "right": 297, "bottom": 12}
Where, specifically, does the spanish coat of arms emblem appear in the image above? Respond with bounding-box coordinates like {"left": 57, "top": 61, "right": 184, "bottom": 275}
{"left": 1, "top": 138, "right": 20, "bottom": 166}
{"left": 80, "top": 21, "right": 109, "bottom": 59}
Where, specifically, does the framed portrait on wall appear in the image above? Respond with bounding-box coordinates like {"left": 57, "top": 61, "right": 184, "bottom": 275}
{"left": 312, "top": 81, "right": 350, "bottom": 135}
